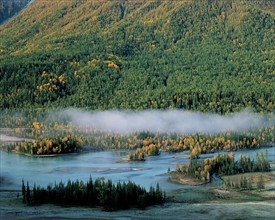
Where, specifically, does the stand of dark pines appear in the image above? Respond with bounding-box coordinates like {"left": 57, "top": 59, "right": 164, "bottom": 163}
{"left": 21, "top": 177, "right": 165, "bottom": 211}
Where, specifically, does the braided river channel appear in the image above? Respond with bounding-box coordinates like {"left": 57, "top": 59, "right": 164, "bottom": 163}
{"left": 1, "top": 146, "right": 274, "bottom": 191}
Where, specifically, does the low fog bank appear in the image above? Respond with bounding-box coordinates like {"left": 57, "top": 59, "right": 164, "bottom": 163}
{"left": 58, "top": 109, "right": 274, "bottom": 134}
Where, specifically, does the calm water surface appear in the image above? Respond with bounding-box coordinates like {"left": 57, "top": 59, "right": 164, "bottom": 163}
{"left": 1, "top": 146, "right": 274, "bottom": 191}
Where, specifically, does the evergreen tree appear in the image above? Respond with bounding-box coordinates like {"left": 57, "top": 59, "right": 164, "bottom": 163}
{"left": 22, "top": 179, "right": 26, "bottom": 203}
{"left": 243, "top": 176, "right": 248, "bottom": 189}
{"left": 257, "top": 175, "right": 265, "bottom": 191}
{"left": 26, "top": 181, "right": 30, "bottom": 205}
{"left": 248, "top": 178, "right": 253, "bottom": 190}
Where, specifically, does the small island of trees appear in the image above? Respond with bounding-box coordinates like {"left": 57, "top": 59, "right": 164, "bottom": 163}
{"left": 171, "top": 151, "right": 271, "bottom": 184}
{"left": 21, "top": 177, "right": 165, "bottom": 210}
{"left": 127, "top": 144, "right": 160, "bottom": 161}
{"left": 13, "top": 134, "right": 82, "bottom": 155}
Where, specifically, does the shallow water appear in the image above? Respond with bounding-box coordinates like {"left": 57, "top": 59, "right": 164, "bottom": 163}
{"left": 1, "top": 146, "right": 274, "bottom": 192}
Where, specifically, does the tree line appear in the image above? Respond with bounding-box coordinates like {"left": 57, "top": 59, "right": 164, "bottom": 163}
{"left": 0, "top": 0, "right": 274, "bottom": 113}
{"left": 14, "top": 134, "right": 82, "bottom": 155}
{"left": 224, "top": 175, "right": 265, "bottom": 191}
{"left": 174, "top": 151, "right": 270, "bottom": 182}
{"left": 21, "top": 177, "right": 165, "bottom": 210}
{"left": 1, "top": 110, "right": 273, "bottom": 156}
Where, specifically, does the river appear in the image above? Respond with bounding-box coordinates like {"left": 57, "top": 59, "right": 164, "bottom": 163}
{"left": 1, "top": 146, "right": 274, "bottom": 192}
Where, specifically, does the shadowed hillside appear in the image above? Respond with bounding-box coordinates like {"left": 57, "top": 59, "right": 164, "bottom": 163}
{"left": 0, "top": 0, "right": 274, "bottom": 113}
{"left": 0, "top": 0, "right": 32, "bottom": 24}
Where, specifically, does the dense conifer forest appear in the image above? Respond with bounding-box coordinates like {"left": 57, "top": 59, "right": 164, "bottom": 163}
{"left": 0, "top": 0, "right": 274, "bottom": 113}
{"left": 0, "top": 0, "right": 274, "bottom": 161}
{"left": 173, "top": 151, "right": 270, "bottom": 182}
{"left": 21, "top": 178, "right": 165, "bottom": 210}
{"left": 0, "top": 3, "right": 274, "bottom": 217}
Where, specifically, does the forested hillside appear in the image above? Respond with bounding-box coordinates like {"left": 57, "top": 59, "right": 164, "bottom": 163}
{"left": 0, "top": 0, "right": 274, "bottom": 113}
{"left": 0, "top": 0, "right": 32, "bottom": 24}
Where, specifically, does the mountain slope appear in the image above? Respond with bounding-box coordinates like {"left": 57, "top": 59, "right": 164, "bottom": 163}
{"left": 0, "top": 0, "right": 32, "bottom": 24}
{"left": 0, "top": 0, "right": 274, "bottom": 113}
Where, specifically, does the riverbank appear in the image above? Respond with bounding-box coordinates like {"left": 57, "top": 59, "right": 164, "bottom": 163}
{"left": 1, "top": 135, "right": 274, "bottom": 219}
{"left": 220, "top": 171, "right": 275, "bottom": 199}
{"left": 168, "top": 171, "right": 208, "bottom": 186}
{"left": 1, "top": 190, "right": 274, "bottom": 220}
